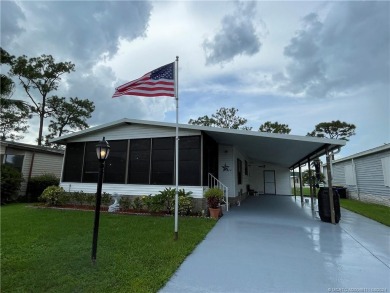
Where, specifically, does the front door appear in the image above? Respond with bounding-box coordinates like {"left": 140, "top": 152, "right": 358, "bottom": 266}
{"left": 264, "top": 170, "right": 276, "bottom": 194}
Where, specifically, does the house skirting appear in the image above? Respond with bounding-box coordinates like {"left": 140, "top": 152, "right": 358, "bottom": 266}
{"left": 348, "top": 190, "right": 390, "bottom": 207}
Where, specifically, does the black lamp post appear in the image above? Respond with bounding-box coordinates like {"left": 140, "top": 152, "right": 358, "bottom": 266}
{"left": 91, "top": 137, "right": 110, "bottom": 264}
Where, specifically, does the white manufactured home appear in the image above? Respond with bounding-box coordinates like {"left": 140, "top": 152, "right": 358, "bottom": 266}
{"left": 327, "top": 144, "right": 390, "bottom": 207}
{"left": 51, "top": 118, "right": 345, "bottom": 206}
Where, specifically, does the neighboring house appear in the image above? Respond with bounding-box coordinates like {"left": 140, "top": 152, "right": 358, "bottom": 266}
{"left": 290, "top": 174, "right": 301, "bottom": 188}
{"left": 1, "top": 141, "right": 64, "bottom": 196}
{"left": 325, "top": 144, "right": 390, "bottom": 207}
{"left": 51, "top": 118, "right": 345, "bottom": 206}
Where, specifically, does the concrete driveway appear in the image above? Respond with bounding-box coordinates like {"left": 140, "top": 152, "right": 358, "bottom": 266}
{"left": 160, "top": 195, "right": 390, "bottom": 293}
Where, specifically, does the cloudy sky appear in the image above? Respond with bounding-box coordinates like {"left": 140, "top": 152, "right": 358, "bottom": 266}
{"left": 1, "top": 0, "right": 389, "bottom": 159}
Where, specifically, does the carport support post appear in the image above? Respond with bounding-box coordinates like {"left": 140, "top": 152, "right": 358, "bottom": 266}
{"left": 299, "top": 165, "right": 303, "bottom": 203}
{"left": 293, "top": 168, "right": 296, "bottom": 200}
{"left": 308, "top": 159, "right": 314, "bottom": 211}
{"left": 326, "top": 147, "right": 336, "bottom": 224}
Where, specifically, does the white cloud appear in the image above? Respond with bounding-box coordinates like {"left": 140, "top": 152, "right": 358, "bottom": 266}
{"left": 1, "top": 1, "right": 388, "bottom": 158}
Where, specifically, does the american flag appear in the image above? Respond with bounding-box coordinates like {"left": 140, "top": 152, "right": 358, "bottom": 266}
{"left": 112, "top": 62, "right": 175, "bottom": 98}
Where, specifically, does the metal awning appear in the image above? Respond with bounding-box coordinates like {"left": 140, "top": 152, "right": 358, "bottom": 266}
{"left": 51, "top": 118, "right": 346, "bottom": 169}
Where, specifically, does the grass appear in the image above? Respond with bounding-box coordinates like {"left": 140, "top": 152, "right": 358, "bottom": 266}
{"left": 292, "top": 187, "right": 315, "bottom": 197}
{"left": 1, "top": 204, "right": 216, "bottom": 293}
{"left": 340, "top": 198, "right": 390, "bottom": 227}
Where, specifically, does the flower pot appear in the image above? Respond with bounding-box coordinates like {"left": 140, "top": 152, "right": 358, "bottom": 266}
{"left": 209, "top": 207, "right": 220, "bottom": 220}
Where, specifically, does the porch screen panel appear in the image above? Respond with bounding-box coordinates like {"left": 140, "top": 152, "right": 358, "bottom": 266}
{"left": 63, "top": 142, "right": 84, "bottom": 182}
{"left": 128, "top": 139, "right": 151, "bottom": 184}
{"left": 203, "top": 134, "right": 218, "bottom": 185}
{"left": 83, "top": 141, "right": 99, "bottom": 183}
{"left": 179, "top": 136, "right": 201, "bottom": 186}
{"left": 151, "top": 137, "right": 174, "bottom": 185}
{"left": 104, "top": 140, "right": 128, "bottom": 184}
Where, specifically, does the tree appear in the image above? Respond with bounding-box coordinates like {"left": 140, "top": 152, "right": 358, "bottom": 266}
{"left": 307, "top": 120, "right": 356, "bottom": 141}
{"left": 0, "top": 98, "right": 31, "bottom": 141}
{"left": 44, "top": 96, "right": 95, "bottom": 146}
{"left": 302, "top": 169, "right": 325, "bottom": 186}
{"left": 188, "top": 115, "right": 215, "bottom": 127}
{"left": 259, "top": 121, "right": 291, "bottom": 134}
{"left": 188, "top": 107, "right": 249, "bottom": 129}
{"left": 8, "top": 51, "right": 75, "bottom": 145}
{"left": 0, "top": 48, "right": 30, "bottom": 141}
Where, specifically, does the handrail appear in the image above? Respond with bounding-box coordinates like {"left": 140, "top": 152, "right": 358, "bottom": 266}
{"left": 208, "top": 173, "right": 229, "bottom": 211}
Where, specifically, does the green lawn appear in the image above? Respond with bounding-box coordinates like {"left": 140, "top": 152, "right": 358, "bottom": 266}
{"left": 292, "top": 187, "right": 315, "bottom": 197}
{"left": 340, "top": 199, "right": 390, "bottom": 227}
{"left": 1, "top": 204, "right": 216, "bottom": 293}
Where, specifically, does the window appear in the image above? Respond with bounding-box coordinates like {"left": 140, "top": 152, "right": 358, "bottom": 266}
{"left": 245, "top": 160, "right": 248, "bottom": 175}
{"left": 237, "top": 159, "right": 242, "bottom": 185}
{"left": 151, "top": 137, "right": 174, "bottom": 185}
{"left": 104, "top": 140, "right": 128, "bottom": 184}
{"left": 63, "top": 142, "right": 84, "bottom": 182}
{"left": 382, "top": 156, "right": 390, "bottom": 187}
{"left": 179, "top": 136, "right": 201, "bottom": 186}
{"left": 2, "top": 154, "right": 24, "bottom": 172}
{"left": 128, "top": 139, "right": 151, "bottom": 184}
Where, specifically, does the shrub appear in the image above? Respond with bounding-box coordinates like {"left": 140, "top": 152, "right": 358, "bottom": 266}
{"left": 157, "top": 188, "right": 175, "bottom": 214}
{"left": 132, "top": 197, "right": 143, "bottom": 211}
{"left": 27, "top": 173, "right": 59, "bottom": 202}
{"left": 179, "top": 189, "right": 193, "bottom": 198}
{"left": 119, "top": 196, "right": 132, "bottom": 210}
{"left": 1, "top": 165, "right": 24, "bottom": 204}
{"left": 141, "top": 195, "right": 153, "bottom": 211}
{"left": 204, "top": 188, "right": 223, "bottom": 209}
{"left": 101, "top": 192, "right": 112, "bottom": 206}
{"left": 179, "top": 195, "right": 193, "bottom": 216}
{"left": 39, "top": 186, "right": 66, "bottom": 206}
{"left": 85, "top": 193, "right": 95, "bottom": 206}
{"left": 72, "top": 190, "right": 86, "bottom": 206}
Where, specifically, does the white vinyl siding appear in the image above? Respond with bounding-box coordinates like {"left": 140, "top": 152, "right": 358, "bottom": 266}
{"left": 68, "top": 124, "right": 200, "bottom": 143}
{"left": 345, "top": 164, "right": 356, "bottom": 186}
{"left": 60, "top": 182, "right": 204, "bottom": 198}
{"left": 31, "top": 153, "right": 63, "bottom": 178}
{"left": 333, "top": 148, "right": 390, "bottom": 199}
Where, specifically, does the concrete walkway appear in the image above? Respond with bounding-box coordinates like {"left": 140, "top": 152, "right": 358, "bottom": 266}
{"left": 160, "top": 195, "right": 390, "bottom": 293}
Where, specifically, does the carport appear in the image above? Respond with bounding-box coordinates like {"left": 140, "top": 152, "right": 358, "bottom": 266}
{"left": 160, "top": 195, "right": 390, "bottom": 292}
{"left": 198, "top": 126, "right": 346, "bottom": 223}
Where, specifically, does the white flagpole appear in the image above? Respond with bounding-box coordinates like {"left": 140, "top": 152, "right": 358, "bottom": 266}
{"left": 174, "top": 56, "right": 179, "bottom": 240}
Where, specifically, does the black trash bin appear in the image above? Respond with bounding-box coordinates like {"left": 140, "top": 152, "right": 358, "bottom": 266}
{"left": 334, "top": 186, "right": 347, "bottom": 199}
{"left": 318, "top": 187, "right": 341, "bottom": 223}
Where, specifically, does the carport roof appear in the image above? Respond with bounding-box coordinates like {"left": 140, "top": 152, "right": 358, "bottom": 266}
{"left": 51, "top": 118, "right": 346, "bottom": 169}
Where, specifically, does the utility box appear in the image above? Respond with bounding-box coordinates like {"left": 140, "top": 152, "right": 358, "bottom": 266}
{"left": 318, "top": 187, "right": 341, "bottom": 223}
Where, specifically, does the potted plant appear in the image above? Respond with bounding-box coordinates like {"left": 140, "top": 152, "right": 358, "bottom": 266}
{"left": 204, "top": 187, "right": 224, "bottom": 219}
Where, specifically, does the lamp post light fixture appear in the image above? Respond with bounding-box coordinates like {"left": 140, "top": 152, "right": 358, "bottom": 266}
{"left": 91, "top": 137, "right": 110, "bottom": 264}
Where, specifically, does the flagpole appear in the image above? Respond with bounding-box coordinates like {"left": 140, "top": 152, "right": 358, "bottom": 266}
{"left": 174, "top": 56, "right": 179, "bottom": 241}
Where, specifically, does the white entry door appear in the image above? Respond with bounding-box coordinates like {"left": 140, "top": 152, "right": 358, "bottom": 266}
{"left": 264, "top": 170, "right": 276, "bottom": 194}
